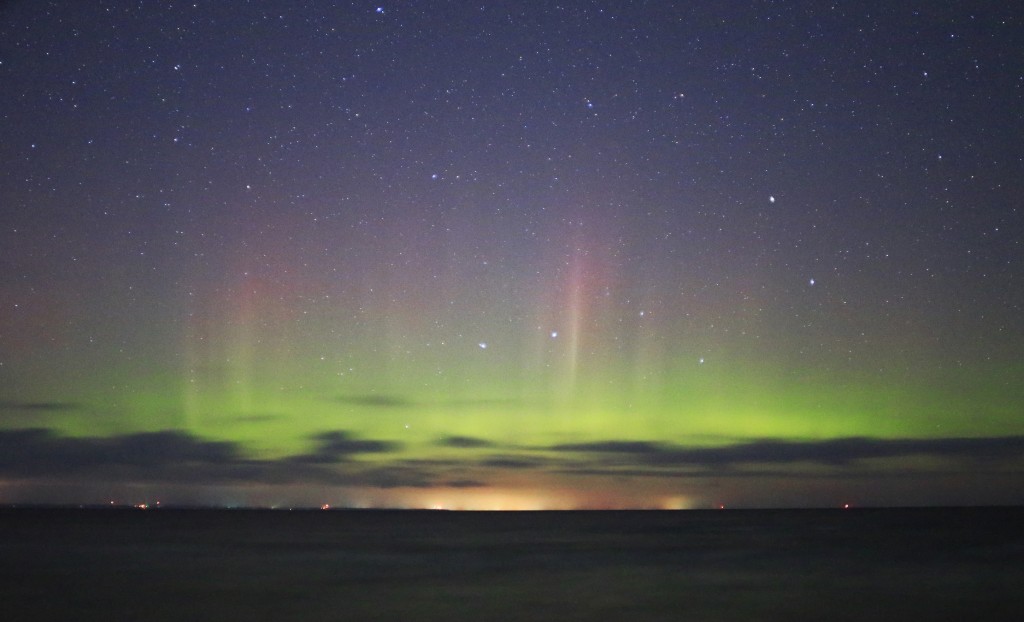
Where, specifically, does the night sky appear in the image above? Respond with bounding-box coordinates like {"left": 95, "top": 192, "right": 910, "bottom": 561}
{"left": 2, "top": 1, "right": 1022, "bottom": 509}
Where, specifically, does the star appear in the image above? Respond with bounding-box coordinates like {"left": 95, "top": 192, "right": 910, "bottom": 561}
{"left": 3, "top": 0, "right": 1019, "bottom": 511}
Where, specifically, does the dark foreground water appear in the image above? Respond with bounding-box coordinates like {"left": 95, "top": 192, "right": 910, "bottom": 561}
{"left": 2, "top": 507, "right": 1022, "bottom": 621}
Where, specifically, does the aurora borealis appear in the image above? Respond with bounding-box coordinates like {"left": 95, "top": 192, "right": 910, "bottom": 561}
{"left": 1, "top": 1, "right": 1022, "bottom": 508}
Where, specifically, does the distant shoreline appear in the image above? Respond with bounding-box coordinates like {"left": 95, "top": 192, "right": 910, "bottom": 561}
{"left": 3, "top": 503, "right": 1022, "bottom": 512}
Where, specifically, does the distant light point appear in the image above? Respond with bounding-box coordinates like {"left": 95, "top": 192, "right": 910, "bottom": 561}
{"left": 478, "top": 342, "right": 487, "bottom": 349}
{"left": 809, "top": 278, "right": 816, "bottom": 286}
{"left": 375, "top": 7, "right": 384, "bottom": 14}
{"left": 769, "top": 195, "right": 775, "bottom": 203}
{"left": 550, "top": 331, "right": 558, "bottom": 338}
{"left": 699, "top": 357, "right": 705, "bottom": 365}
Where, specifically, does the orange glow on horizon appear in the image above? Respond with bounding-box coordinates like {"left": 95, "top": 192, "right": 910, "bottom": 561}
{"left": 346, "top": 487, "right": 696, "bottom": 511}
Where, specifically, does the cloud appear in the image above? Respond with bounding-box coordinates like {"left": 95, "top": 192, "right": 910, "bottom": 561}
{"left": 655, "top": 436, "right": 1024, "bottom": 466}
{"left": 7, "top": 426, "right": 1020, "bottom": 498}
{"left": 442, "top": 479, "right": 488, "bottom": 488}
{"left": 0, "top": 428, "right": 237, "bottom": 476}
{"left": 0, "top": 428, "right": 409, "bottom": 488}
{"left": 353, "top": 465, "right": 434, "bottom": 488}
{"left": 435, "top": 435, "right": 496, "bottom": 449}
{"left": 550, "top": 436, "right": 1024, "bottom": 467}
{"left": 551, "top": 440, "right": 662, "bottom": 454}
{"left": 290, "top": 431, "right": 400, "bottom": 464}
{"left": 480, "top": 455, "right": 545, "bottom": 469}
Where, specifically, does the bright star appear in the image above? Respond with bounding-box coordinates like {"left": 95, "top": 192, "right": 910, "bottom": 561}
{"left": 478, "top": 342, "right": 487, "bottom": 349}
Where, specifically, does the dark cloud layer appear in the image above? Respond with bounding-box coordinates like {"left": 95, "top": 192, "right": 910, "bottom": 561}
{"left": 552, "top": 441, "right": 661, "bottom": 454}
{"left": 0, "top": 429, "right": 236, "bottom": 476}
{"left": 436, "top": 435, "right": 496, "bottom": 449}
{"left": 289, "top": 431, "right": 400, "bottom": 464}
{"left": 0, "top": 428, "right": 410, "bottom": 488}
{"left": 3, "top": 428, "right": 1022, "bottom": 500}
{"left": 479, "top": 456, "right": 546, "bottom": 469}
{"left": 443, "top": 479, "right": 488, "bottom": 488}
{"left": 553, "top": 436, "right": 1024, "bottom": 467}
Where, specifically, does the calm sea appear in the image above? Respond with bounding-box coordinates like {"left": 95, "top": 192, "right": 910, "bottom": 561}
{"left": 2, "top": 507, "right": 1022, "bottom": 621}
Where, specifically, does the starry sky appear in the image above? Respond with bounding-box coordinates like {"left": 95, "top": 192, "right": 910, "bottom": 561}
{"left": 1, "top": 1, "right": 1022, "bottom": 509}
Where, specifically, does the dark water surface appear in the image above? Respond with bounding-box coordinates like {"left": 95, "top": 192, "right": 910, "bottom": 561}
{"left": 2, "top": 507, "right": 1022, "bottom": 621}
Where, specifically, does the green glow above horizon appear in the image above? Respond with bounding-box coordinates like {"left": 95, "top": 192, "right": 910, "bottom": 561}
{"left": 2, "top": 2, "right": 1023, "bottom": 508}
{"left": 41, "top": 321, "right": 1023, "bottom": 456}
